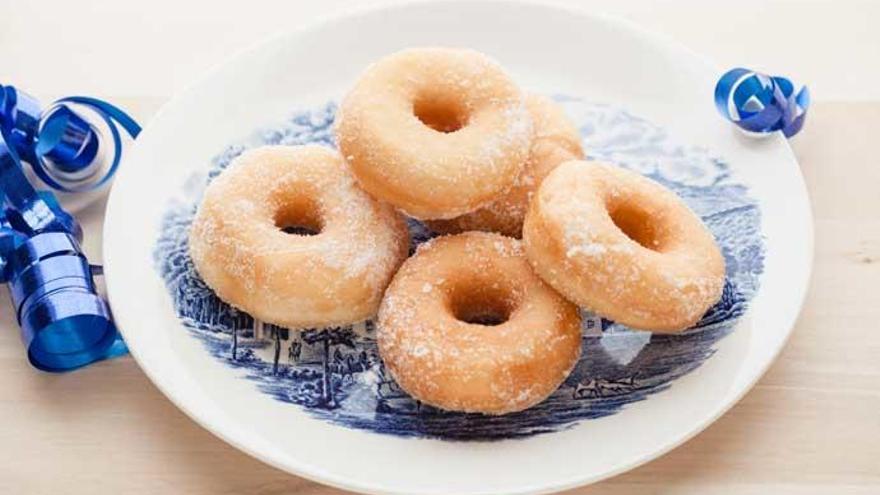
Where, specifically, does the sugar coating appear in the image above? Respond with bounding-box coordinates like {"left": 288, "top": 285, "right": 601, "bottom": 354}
{"left": 377, "top": 232, "right": 582, "bottom": 415}
{"left": 335, "top": 47, "right": 533, "bottom": 220}
{"left": 189, "top": 145, "right": 410, "bottom": 328}
{"left": 427, "top": 94, "right": 585, "bottom": 237}
{"left": 522, "top": 160, "right": 725, "bottom": 332}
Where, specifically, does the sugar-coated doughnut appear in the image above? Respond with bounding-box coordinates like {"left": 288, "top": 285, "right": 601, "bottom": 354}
{"left": 378, "top": 232, "right": 582, "bottom": 415}
{"left": 336, "top": 47, "right": 533, "bottom": 220}
{"left": 427, "top": 94, "right": 584, "bottom": 237}
{"left": 189, "top": 145, "right": 409, "bottom": 328}
{"left": 523, "top": 161, "right": 725, "bottom": 332}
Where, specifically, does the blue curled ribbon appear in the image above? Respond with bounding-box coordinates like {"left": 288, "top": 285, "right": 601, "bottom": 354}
{"left": 0, "top": 84, "right": 139, "bottom": 371}
{"left": 0, "top": 84, "right": 141, "bottom": 192}
{"left": 714, "top": 68, "right": 810, "bottom": 138}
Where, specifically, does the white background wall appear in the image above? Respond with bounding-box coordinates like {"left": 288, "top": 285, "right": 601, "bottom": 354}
{"left": 1, "top": 0, "right": 878, "bottom": 102}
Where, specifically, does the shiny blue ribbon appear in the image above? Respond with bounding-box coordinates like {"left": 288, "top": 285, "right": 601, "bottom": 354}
{"left": 0, "top": 84, "right": 139, "bottom": 371}
{"left": 0, "top": 84, "right": 141, "bottom": 192}
{"left": 714, "top": 68, "right": 810, "bottom": 138}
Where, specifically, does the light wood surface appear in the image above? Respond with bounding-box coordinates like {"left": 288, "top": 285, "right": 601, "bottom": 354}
{"left": 1, "top": 102, "right": 878, "bottom": 494}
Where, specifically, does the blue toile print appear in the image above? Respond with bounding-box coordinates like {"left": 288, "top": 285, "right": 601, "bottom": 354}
{"left": 153, "top": 98, "right": 765, "bottom": 441}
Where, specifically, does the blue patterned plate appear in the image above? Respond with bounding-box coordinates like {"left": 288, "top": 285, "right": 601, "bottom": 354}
{"left": 103, "top": 2, "right": 812, "bottom": 494}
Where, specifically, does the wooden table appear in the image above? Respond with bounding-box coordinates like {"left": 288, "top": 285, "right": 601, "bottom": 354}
{"left": 1, "top": 102, "right": 878, "bottom": 494}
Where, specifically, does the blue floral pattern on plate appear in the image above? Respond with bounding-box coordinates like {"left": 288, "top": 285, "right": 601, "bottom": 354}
{"left": 153, "top": 98, "right": 764, "bottom": 441}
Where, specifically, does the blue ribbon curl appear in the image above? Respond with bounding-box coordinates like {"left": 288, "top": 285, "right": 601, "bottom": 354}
{"left": 714, "top": 68, "right": 810, "bottom": 138}
{"left": 0, "top": 84, "right": 141, "bottom": 192}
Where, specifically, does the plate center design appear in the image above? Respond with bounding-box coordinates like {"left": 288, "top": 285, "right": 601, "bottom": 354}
{"left": 153, "top": 98, "right": 765, "bottom": 440}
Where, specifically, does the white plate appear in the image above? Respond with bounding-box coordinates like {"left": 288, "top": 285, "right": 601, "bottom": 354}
{"left": 103, "top": 2, "right": 813, "bottom": 494}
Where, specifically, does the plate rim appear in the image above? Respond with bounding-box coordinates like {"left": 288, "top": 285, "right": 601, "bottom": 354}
{"left": 103, "top": 1, "right": 815, "bottom": 494}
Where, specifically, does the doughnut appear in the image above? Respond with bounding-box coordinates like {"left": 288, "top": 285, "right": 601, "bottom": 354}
{"left": 427, "top": 94, "right": 584, "bottom": 237}
{"left": 523, "top": 161, "right": 725, "bottom": 332}
{"left": 189, "top": 145, "right": 409, "bottom": 328}
{"left": 377, "top": 232, "right": 582, "bottom": 415}
{"left": 336, "top": 47, "right": 533, "bottom": 220}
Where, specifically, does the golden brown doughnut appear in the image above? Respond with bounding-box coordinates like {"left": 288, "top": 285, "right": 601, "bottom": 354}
{"left": 427, "top": 94, "right": 584, "bottom": 237}
{"left": 189, "top": 145, "right": 409, "bottom": 328}
{"left": 523, "top": 160, "right": 725, "bottom": 332}
{"left": 336, "top": 47, "right": 533, "bottom": 220}
{"left": 377, "top": 232, "right": 582, "bottom": 415}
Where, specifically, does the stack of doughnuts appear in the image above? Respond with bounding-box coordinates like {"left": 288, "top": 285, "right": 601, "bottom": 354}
{"left": 189, "top": 47, "right": 725, "bottom": 416}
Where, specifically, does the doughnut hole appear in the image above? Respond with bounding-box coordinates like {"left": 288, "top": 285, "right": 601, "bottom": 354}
{"left": 273, "top": 194, "right": 324, "bottom": 237}
{"left": 412, "top": 91, "right": 470, "bottom": 133}
{"left": 608, "top": 202, "right": 666, "bottom": 251}
{"left": 448, "top": 278, "right": 521, "bottom": 326}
